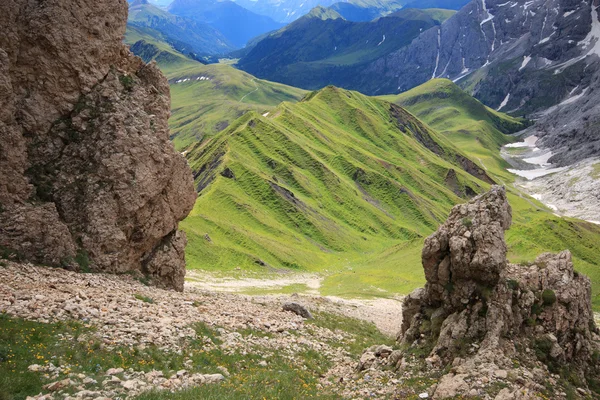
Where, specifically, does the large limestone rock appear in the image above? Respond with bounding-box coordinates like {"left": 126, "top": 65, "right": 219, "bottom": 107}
{"left": 398, "top": 186, "right": 600, "bottom": 396}
{"left": 0, "top": 0, "right": 196, "bottom": 290}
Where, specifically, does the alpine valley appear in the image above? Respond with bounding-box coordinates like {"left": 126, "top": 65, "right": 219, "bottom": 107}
{"left": 2, "top": 0, "right": 600, "bottom": 399}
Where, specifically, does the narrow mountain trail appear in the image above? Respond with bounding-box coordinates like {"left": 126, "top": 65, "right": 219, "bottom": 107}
{"left": 185, "top": 270, "right": 404, "bottom": 336}
{"left": 240, "top": 78, "right": 259, "bottom": 102}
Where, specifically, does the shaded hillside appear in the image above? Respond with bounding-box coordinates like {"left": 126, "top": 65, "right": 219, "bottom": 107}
{"left": 128, "top": 1, "right": 235, "bottom": 56}
{"left": 236, "top": 7, "right": 452, "bottom": 90}
{"left": 380, "top": 79, "right": 526, "bottom": 177}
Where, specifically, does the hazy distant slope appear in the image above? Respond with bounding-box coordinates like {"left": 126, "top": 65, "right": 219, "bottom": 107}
{"left": 236, "top": 7, "right": 450, "bottom": 90}
{"left": 233, "top": 0, "right": 405, "bottom": 23}
{"left": 168, "top": 0, "right": 284, "bottom": 48}
{"left": 128, "top": 1, "right": 235, "bottom": 55}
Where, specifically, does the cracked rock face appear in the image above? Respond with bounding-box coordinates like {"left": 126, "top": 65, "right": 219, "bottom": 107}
{"left": 398, "top": 185, "right": 600, "bottom": 393}
{"left": 0, "top": 0, "right": 196, "bottom": 290}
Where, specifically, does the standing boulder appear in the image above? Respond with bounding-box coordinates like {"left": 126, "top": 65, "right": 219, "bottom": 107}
{"left": 0, "top": 0, "right": 196, "bottom": 290}
{"left": 398, "top": 185, "right": 600, "bottom": 396}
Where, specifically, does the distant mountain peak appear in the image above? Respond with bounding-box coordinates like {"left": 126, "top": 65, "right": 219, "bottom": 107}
{"left": 130, "top": 0, "right": 150, "bottom": 6}
{"left": 305, "top": 5, "right": 343, "bottom": 20}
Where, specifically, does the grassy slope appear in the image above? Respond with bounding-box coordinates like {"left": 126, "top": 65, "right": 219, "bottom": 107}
{"left": 181, "top": 85, "right": 500, "bottom": 298}
{"left": 168, "top": 64, "right": 306, "bottom": 150}
{"left": 124, "top": 26, "right": 307, "bottom": 151}
{"left": 381, "top": 79, "right": 600, "bottom": 307}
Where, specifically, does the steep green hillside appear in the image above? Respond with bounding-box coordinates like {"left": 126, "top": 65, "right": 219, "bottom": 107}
{"left": 168, "top": 63, "right": 307, "bottom": 150}
{"left": 128, "top": 1, "right": 235, "bottom": 56}
{"left": 236, "top": 8, "right": 451, "bottom": 90}
{"left": 180, "top": 86, "right": 500, "bottom": 296}
{"left": 180, "top": 82, "right": 600, "bottom": 305}
{"left": 123, "top": 27, "right": 306, "bottom": 150}
{"left": 380, "top": 79, "right": 526, "bottom": 180}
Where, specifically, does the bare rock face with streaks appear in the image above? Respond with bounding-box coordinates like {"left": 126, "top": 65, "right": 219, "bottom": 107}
{"left": 0, "top": 0, "right": 196, "bottom": 290}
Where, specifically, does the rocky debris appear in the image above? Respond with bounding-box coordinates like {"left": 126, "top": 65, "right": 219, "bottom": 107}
{"left": 515, "top": 156, "right": 600, "bottom": 223}
{"left": 0, "top": 261, "right": 410, "bottom": 399}
{"left": 282, "top": 302, "right": 313, "bottom": 319}
{"left": 359, "top": 185, "right": 600, "bottom": 398}
{"left": 0, "top": 0, "right": 196, "bottom": 290}
{"left": 26, "top": 363, "right": 225, "bottom": 399}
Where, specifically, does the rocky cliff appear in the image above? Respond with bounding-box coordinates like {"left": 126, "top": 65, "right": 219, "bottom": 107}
{"left": 359, "top": 186, "right": 600, "bottom": 398}
{"left": 0, "top": 0, "right": 196, "bottom": 290}
{"left": 362, "top": 0, "right": 600, "bottom": 164}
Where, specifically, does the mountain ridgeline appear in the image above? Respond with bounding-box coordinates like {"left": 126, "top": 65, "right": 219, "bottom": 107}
{"left": 236, "top": 0, "right": 600, "bottom": 164}
{"left": 237, "top": 7, "right": 454, "bottom": 90}
{"left": 232, "top": 0, "right": 405, "bottom": 23}
{"left": 181, "top": 85, "right": 509, "bottom": 275}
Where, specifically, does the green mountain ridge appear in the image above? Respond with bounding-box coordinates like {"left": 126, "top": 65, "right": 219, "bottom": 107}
{"left": 181, "top": 85, "right": 506, "bottom": 295}
{"left": 179, "top": 80, "right": 600, "bottom": 304}
{"left": 123, "top": 25, "right": 307, "bottom": 150}
{"left": 119, "top": 31, "right": 600, "bottom": 305}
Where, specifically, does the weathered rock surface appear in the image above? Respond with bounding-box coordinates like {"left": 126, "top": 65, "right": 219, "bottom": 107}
{"left": 0, "top": 0, "right": 195, "bottom": 289}
{"left": 394, "top": 185, "right": 600, "bottom": 397}
{"left": 282, "top": 302, "right": 314, "bottom": 319}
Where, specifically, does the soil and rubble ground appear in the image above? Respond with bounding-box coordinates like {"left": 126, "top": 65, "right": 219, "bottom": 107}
{"left": 2, "top": 235, "right": 600, "bottom": 399}
{"left": 0, "top": 261, "right": 413, "bottom": 400}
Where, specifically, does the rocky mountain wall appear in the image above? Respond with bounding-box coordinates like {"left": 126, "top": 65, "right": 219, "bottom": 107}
{"left": 0, "top": 0, "right": 196, "bottom": 290}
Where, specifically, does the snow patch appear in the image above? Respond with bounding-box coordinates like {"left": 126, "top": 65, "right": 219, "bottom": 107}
{"left": 563, "top": 10, "right": 576, "bottom": 17}
{"left": 559, "top": 87, "right": 588, "bottom": 105}
{"left": 523, "top": 151, "right": 553, "bottom": 166}
{"left": 580, "top": 4, "right": 600, "bottom": 56}
{"left": 497, "top": 93, "right": 510, "bottom": 110}
{"left": 507, "top": 167, "right": 567, "bottom": 180}
{"left": 519, "top": 55, "right": 532, "bottom": 71}
{"left": 377, "top": 35, "right": 386, "bottom": 46}
{"left": 505, "top": 135, "right": 538, "bottom": 148}
{"left": 431, "top": 28, "right": 441, "bottom": 79}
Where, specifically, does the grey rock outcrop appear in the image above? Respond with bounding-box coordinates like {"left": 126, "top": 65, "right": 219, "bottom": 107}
{"left": 0, "top": 0, "right": 196, "bottom": 290}
{"left": 282, "top": 302, "right": 314, "bottom": 319}
{"left": 398, "top": 185, "right": 600, "bottom": 394}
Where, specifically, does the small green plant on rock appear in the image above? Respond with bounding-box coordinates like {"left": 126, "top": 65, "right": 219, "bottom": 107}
{"left": 461, "top": 217, "right": 473, "bottom": 228}
{"left": 507, "top": 279, "right": 519, "bottom": 290}
{"left": 119, "top": 75, "right": 135, "bottom": 92}
{"left": 542, "top": 289, "right": 557, "bottom": 306}
{"left": 133, "top": 294, "right": 154, "bottom": 304}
